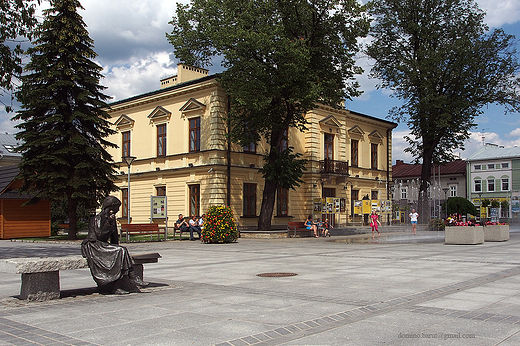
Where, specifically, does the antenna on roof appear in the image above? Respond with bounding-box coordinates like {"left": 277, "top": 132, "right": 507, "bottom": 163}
{"left": 481, "top": 128, "right": 489, "bottom": 146}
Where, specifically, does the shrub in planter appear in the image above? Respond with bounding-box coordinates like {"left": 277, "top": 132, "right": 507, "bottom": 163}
{"left": 201, "top": 205, "right": 238, "bottom": 244}
{"left": 429, "top": 218, "right": 445, "bottom": 231}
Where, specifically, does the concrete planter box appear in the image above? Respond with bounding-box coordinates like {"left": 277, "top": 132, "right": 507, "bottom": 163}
{"left": 445, "top": 226, "right": 484, "bottom": 245}
{"left": 484, "top": 225, "right": 509, "bottom": 242}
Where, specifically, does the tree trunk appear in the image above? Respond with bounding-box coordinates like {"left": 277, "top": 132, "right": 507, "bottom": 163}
{"left": 67, "top": 196, "right": 78, "bottom": 240}
{"left": 418, "top": 147, "right": 434, "bottom": 225}
{"left": 257, "top": 180, "right": 277, "bottom": 230}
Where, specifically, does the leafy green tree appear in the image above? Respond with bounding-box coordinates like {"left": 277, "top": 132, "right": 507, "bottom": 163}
{"left": 0, "top": 0, "right": 39, "bottom": 111}
{"left": 367, "top": 0, "right": 520, "bottom": 223}
{"left": 13, "top": 0, "right": 118, "bottom": 240}
{"left": 168, "top": 0, "right": 370, "bottom": 230}
{"left": 445, "top": 197, "right": 478, "bottom": 217}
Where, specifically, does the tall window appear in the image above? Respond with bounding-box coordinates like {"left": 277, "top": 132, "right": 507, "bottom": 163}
{"left": 122, "top": 131, "right": 130, "bottom": 158}
{"left": 502, "top": 178, "right": 509, "bottom": 191}
{"left": 121, "top": 188, "right": 128, "bottom": 218}
{"left": 449, "top": 185, "right": 457, "bottom": 197}
{"left": 189, "top": 117, "right": 200, "bottom": 152}
{"left": 474, "top": 179, "right": 481, "bottom": 192}
{"left": 277, "top": 187, "right": 288, "bottom": 216}
{"left": 324, "top": 133, "right": 334, "bottom": 160}
{"left": 401, "top": 187, "right": 408, "bottom": 199}
{"left": 371, "top": 143, "right": 378, "bottom": 169}
{"left": 371, "top": 190, "right": 378, "bottom": 200}
{"left": 352, "top": 190, "right": 359, "bottom": 201}
{"left": 157, "top": 124, "right": 166, "bottom": 156}
{"left": 351, "top": 140, "right": 358, "bottom": 167}
{"left": 189, "top": 184, "right": 200, "bottom": 216}
{"left": 279, "top": 128, "right": 288, "bottom": 152}
{"left": 243, "top": 183, "right": 256, "bottom": 216}
{"left": 487, "top": 178, "right": 495, "bottom": 192}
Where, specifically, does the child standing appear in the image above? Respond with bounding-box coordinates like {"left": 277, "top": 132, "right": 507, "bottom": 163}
{"left": 370, "top": 210, "right": 381, "bottom": 239}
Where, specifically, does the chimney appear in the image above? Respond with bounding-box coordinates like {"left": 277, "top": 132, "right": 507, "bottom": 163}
{"left": 160, "top": 63, "right": 209, "bottom": 89}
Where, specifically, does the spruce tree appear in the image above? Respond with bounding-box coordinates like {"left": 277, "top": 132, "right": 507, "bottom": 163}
{"left": 13, "top": 0, "right": 118, "bottom": 240}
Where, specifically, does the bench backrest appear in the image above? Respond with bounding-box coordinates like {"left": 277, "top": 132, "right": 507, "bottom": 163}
{"left": 121, "top": 223, "right": 159, "bottom": 232}
{"left": 287, "top": 221, "right": 306, "bottom": 229}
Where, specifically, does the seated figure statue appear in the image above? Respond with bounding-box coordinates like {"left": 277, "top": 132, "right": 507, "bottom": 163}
{"left": 81, "top": 196, "right": 148, "bottom": 294}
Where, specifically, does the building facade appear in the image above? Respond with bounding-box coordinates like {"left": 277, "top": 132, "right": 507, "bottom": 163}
{"left": 391, "top": 159, "right": 467, "bottom": 221}
{"left": 467, "top": 144, "right": 520, "bottom": 220}
{"left": 105, "top": 64, "right": 397, "bottom": 230}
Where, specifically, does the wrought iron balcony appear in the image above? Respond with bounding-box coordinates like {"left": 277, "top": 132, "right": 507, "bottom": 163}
{"left": 319, "top": 159, "right": 349, "bottom": 175}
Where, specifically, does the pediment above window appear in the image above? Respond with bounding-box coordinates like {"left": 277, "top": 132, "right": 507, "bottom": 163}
{"left": 114, "top": 114, "right": 134, "bottom": 130}
{"left": 179, "top": 98, "right": 206, "bottom": 118}
{"left": 348, "top": 125, "right": 365, "bottom": 139}
{"left": 368, "top": 130, "right": 384, "bottom": 143}
{"left": 148, "top": 106, "right": 171, "bottom": 123}
{"left": 319, "top": 115, "right": 342, "bottom": 133}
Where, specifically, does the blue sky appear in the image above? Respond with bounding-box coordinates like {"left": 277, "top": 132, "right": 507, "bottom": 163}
{"left": 2, "top": 0, "right": 519, "bottom": 164}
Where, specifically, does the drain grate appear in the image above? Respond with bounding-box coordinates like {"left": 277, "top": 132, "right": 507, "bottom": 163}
{"left": 257, "top": 272, "right": 298, "bottom": 277}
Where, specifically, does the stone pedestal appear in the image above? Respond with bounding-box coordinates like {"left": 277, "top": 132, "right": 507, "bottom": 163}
{"left": 484, "top": 225, "right": 509, "bottom": 242}
{"left": 20, "top": 271, "right": 60, "bottom": 301}
{"left": 445, "top": 226, "right": 484, "bottom": 245}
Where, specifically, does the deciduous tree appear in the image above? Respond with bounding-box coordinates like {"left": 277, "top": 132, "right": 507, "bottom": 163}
{"left": 0, "top": 0, "right": 39, "bottom": 111}
{"left": 367, "top": 0, "right": 520, "bottom": 223}
{"left": 168, "top": 0, "right": 370, "bottom": 230}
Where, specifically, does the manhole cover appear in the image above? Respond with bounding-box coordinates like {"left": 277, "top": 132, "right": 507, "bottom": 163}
{"left": 257, "top": 273, "right": 298, "bottom": 277}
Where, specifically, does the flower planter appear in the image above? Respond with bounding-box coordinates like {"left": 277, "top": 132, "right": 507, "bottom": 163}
{"left": 484, "top": 225, "right": 509, "bottom": 242}
{"left": 445, "top": 226, "right": 484, "bottom": 245}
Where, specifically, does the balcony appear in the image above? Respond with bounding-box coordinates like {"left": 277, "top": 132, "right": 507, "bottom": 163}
{"left": 319, "top": 159, "right": 349, "bottom": 175}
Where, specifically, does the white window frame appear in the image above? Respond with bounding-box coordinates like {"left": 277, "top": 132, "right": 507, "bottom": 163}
{"left": 474, "top": 179, "right": 482, "bottom": 192}
{"left": 401, "top": 187, "right": 408, "bottom": 200}
{"left": 487, "top": 178, "right": 495, "bottom": 192}
{"left": 501, "top": 162, "right": 509, "bottom": 169}
{"left": 502, "top": 178, "right": 509, "bottom": 191}
{"left": 474, "top": 164, "right": 481, "bottom": 170}
{"left": 488, "top": 163, "right": 495, "bottom": 169}
{"left": 449, "top": 185, "right": 457, "bottom": 197}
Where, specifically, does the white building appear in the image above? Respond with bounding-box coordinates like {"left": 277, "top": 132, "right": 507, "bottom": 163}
{"left": 466, "top": 143, "right": 520, "bottom": 220}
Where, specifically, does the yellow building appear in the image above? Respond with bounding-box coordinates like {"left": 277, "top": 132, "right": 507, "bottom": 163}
{"left": 106, "top": 64, "right": 397, "bottom": 230}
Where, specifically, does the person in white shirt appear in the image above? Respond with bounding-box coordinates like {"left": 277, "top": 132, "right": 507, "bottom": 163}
{"left": 188, "top": 215, "right": 202, "bottom": 240}
{"left": 409, "top": 209, "right": 419, "bottom": 235}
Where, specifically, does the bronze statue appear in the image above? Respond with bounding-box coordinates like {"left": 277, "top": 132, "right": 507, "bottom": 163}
{"left": 81, "top": 196, "right": 148, "bottom": 294}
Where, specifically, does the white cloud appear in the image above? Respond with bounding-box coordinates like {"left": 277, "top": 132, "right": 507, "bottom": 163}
{"left": 101, "top": 52, "right": 177, "bottom": 102}
{"left": 477, "top": 0, "right": 520, "bottom": 27}
{"left": 509, "top": 128, "right": 520, "bottom": 137}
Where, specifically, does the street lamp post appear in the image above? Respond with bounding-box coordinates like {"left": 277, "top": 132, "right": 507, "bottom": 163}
{"left": 122, "top": 156, "right": 136, "bottom": 225}
{"left": 442, "top": 188, "right": 449, "bottom": 219}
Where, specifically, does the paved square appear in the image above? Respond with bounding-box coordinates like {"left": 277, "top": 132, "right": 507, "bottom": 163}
{"left": 1, "top": 227, "right": 519, "bottom": 345}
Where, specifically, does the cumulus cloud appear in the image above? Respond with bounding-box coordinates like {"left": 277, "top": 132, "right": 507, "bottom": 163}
{"left": 100, "top": 52, "right": 178, "bottom": 102}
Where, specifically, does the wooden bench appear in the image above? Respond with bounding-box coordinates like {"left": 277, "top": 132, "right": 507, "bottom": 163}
{"left": 0, "top": 252, "right": 161, "bottom": 301}
{"left": 120, "top": 223, "right": 166, "bottom": 242}
{"left": 287, "top": 221, "right": 314, "bottom": 238}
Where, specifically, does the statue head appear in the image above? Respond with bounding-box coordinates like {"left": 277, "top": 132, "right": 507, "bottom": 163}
{"left": 102, "top": 196, "right": 122, "bottom": 213}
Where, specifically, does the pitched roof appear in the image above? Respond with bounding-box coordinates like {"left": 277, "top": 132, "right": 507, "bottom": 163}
{"left": 467, "top": 144, "right": 520, "bottom": 161}
{"left": 0, "top": 133, "right": 22, "bottom": 158}
{"left": 0, "top": 165, "right": 34, "bottom": 199}
{"left": 392, "top": 159, "right": 466, "bottom": 179}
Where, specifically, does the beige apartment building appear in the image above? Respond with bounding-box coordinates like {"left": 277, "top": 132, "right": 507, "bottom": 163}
{"left": 106, "top": 64, "right": 397, "bottom": 230}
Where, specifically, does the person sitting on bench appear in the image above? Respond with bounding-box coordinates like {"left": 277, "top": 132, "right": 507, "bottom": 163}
{"left": 189, "top": 215, "right": 202, "bottom": 240}
{"left": 174, "top": 213, "right": 190, "bottom": 239}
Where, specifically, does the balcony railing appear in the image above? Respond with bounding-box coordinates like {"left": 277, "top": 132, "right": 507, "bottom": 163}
{"left": 319, "top": 159, "right": 349, "bottom": 175}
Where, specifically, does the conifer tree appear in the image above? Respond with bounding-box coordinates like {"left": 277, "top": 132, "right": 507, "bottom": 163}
{"left": 13, "top": 0, "right": 118, "bottom": 239}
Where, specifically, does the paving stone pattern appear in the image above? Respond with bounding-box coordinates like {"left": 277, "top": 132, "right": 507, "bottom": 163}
{"left": 1, "top": 229, "right": 520, "bottom": 345}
